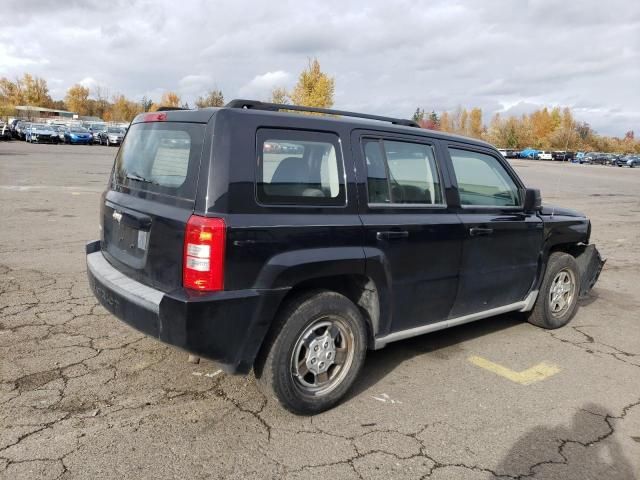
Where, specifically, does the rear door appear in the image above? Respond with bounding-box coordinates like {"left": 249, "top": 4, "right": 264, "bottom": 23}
{"left": 352, "top": 131, "right": 463, "bottom": 334}
{"left": 444, "top": 144, "right": 543, "bottom": 317}
{"left": 101, "top": 119, "right": 207, "bottom": 292}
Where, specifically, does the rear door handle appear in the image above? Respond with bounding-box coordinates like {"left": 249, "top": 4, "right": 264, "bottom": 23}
{"left": 376, "top": 230, "right": 409, "bottom": 240}
{"left": 469, "top": 227, "right": 494, "bottom": 237}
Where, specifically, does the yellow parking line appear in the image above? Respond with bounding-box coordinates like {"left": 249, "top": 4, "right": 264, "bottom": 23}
{"left": 468, "top": 355, "right": 560, "bottom": 385}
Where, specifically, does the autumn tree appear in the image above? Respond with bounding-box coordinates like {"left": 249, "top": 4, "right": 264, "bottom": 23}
{"left": 269, "top": 87, "right": 289, "bottom": 104}
{"left": 92, "top": 85, "right": 111, "bottom": 119}
{"left": 65, "top": 84, "right": 91, "bottom": 115}
{"left": 109, "top": 94, "right": 142, "bottom": 122}
{"left": 21, "top": 74, "right": 53, "bottom": 107}
{"left": 439, "top": 111, "right": 452, "bottom": 132}
{"left": 195, "top": 89, "right": 225, "bottom": 108}
{"left": 0, "top": 73, "right": 53, "bottom": 111}
{"left": 469, "top": 108, "right": 483, "bottom": 138}
{"left": 150, "top": 91, "right": 181, "bottom": 111}
{"left": 290, "top": 58, "right": 334, "bottom": 109}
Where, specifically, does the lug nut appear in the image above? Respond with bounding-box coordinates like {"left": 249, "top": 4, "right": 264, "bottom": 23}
{"left": 311, "top": 358, "right": 316, "bottom": 364}
{"left": 323, "top": 342, "right": 328, "bottom": 348}
{"left": 314, "top": 345, "right": 319, "bottom": 352}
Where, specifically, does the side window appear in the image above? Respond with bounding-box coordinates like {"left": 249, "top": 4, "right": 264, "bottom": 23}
{"left": 448, "top": 148, "right": 520, "bottom": 207}
{"left": 363, "top": 139, "right": 443, "bottom": 205}
{"left": 257, "top": 130, "right": 345, "bottom": 206}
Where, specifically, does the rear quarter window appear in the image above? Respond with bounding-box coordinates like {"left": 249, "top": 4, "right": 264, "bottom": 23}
{"left": 113, "top": 122, "right": 204, "bottom": 199}
{"left": 256, "top": 129, "right": 346, "bottom": 206}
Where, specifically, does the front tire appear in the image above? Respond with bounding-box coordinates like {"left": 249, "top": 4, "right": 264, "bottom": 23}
{"left": 527, "top": 252, "right": 581, "bottom": 329}
{"left": 256, "top": 290, "right": 367, "bottom": 414}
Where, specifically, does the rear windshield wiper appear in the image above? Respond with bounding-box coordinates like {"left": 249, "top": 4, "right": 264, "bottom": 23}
{"left": 125, "top": 172, "right": 157, "bottom": 185}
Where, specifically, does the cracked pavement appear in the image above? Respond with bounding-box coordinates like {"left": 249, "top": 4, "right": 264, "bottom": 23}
{"left": 1, "top": 143, "right": 639, "bottom": 479}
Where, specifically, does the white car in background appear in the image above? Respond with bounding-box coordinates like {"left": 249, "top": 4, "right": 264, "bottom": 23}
{"left": 539, "top": 151, "right": 553, "bottom": 160}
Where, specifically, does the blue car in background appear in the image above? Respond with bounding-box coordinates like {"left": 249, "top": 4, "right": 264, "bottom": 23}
{"left": 519, "top": 148, "right": 540, "bottom": 159}
{"left": 64, "top": 126, "right": 93, "bottom": 145}
{"left": 573, "top": 152, "right": 585, "bottom": 163}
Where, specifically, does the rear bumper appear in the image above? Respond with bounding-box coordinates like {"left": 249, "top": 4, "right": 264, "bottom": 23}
{"left": 575, "top": 244, "right": 606, "bottom": 297}
{"left": 86, "top": 241, "right": 289, "bottom": 373}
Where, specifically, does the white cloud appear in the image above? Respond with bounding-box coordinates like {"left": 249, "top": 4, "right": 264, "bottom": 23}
{"left": 1, "top": 0, "right": 638, "bottom": 135}
{"left": 238, "top": 71, "right": 292, "bottom": 99}
{"left": 79, "top": 77, "right": 98, "bottom": 89}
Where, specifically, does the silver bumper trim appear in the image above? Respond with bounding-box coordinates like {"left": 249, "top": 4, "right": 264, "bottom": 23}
{"left": 87, "top": 251, "right": 163, "bottom": 314}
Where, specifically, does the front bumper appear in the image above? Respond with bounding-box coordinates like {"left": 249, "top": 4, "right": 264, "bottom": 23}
{"left": 86, "top": 241, "right": 288, "bottom": 373}
{"left": 575, "top": 244, "right": 606, "bottom": 298}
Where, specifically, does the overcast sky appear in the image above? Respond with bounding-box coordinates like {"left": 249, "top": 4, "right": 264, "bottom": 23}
{"left": 2, "top": 0, "right": 639, "bottom": 135}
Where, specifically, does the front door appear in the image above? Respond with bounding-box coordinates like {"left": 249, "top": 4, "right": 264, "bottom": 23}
{"left": 353, "top": 133, "right": 464, "bottom": 334}
{"left": 445, "top": 145, "right": 543, "bottom": 317}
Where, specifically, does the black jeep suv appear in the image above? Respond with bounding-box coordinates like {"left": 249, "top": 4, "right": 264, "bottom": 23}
{"left": 87, "top": 100, "right": 604, "bottom": 414}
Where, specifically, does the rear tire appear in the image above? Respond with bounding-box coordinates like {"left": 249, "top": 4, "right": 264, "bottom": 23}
{"left": 256, "top": 290, "right": 367, "bottom": 414}
{"left": 527, "top": 252, "right": 581, "bottom": 329}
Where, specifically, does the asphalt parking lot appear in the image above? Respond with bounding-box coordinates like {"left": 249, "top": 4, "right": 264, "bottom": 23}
{"left": 1, "top": 142, "right": 639, "bottom": 480}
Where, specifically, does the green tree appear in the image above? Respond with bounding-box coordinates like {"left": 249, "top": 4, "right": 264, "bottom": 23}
{"left": 195, "top": 89, "right": 225, "bottom": 108}
{"left": 412, "top": 108, "right": 425, "bottom": 123}
{"left": 290, "top": 58, "right": 334, "bottom": 109}
{"left": 140, "top": 96, "right": 153, "bottom": 112}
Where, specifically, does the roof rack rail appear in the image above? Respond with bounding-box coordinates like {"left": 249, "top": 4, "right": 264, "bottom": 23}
{"left": 156, "top": 106, "right": 189, "bottom": 112}
{"left": 225, "top": 99, "right": 420, "bottom": 128}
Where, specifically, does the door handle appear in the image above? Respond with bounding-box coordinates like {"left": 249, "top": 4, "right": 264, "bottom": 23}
{"left": 469, "top": 227, "right": 494, "bottom": 237}
{"left": 376, "top": 230, "right": 409, "bottom": 241}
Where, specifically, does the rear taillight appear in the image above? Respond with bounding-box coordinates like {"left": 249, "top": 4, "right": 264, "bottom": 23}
{"left": 183, "top": 215, "right": 226, "bottom": 291}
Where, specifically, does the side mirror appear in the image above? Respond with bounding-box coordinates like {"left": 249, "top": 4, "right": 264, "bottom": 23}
{"left": 523, "top": 188, "right": 542, "bottom": 213}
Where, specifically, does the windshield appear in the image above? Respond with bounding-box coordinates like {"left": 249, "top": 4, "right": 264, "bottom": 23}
{"left": 71, "top": 127, "right": 88, "bottom": 133}
{"left": 113, "top": 122, "right": 204, "bottom": 199}
{"left": 107, "top": 127, "right": 123, "bottom": 133}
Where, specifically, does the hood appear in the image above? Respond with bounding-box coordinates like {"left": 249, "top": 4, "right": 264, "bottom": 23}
{"left": 540, "top": 204, "right": 586, "bottom": 218}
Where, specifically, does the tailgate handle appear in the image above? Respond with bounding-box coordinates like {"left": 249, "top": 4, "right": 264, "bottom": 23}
{"left": 113, "top": 210, "right": 152, "bottom": 230}
{"left": 376, "top": 230, "right": 409, "bottom": 240}
{"left": 469, "top": 227, "right": 494, "bottom": 237}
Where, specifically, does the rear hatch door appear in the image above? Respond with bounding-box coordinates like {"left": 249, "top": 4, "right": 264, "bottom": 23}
{"left": 101, "top": 119, "right": 207, "bottom": 292}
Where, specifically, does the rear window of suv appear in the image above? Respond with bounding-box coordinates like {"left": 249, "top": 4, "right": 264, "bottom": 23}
{"left": 113, "top": 122, "right": 204, "bottom": 199}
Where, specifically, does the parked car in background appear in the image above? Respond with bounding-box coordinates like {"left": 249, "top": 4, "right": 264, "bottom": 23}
{"left": 0, "top": 123, "right": 12, "bottom": 140}
{"left": 498, "top": 149, "right": 508, "bottom": 157}
{"left": 99, "top": 127, "right": 126, "bottom": 146}
{"left": 519, "top": 148, "right": 540, "bottom": 159}
{"left": 589, "top": 153, "right": 610, "bottom": 165}
{"left": 552, "top": 151, "right": 574, "bottom": 161}
{"left": 539, "top": 151, "right": 553, "bottom": 161}
{"left": 51, "top": 125, "right": 66, "bottom": 143}
{"left": 620, "top": 155, "right": 640, "bottom": 168}
{"left": 89, "top": 125, "right": 107, "bottom": 144}
{"left": 64, "top": 126, "right": 93, "bottom": 145}
{"left": 573, "top": 152, "right": 585, "bottom": 163}
{"left": 16, "top": 122, "right": 30, "bottom": 140}
{"left": 25, "top": 123, "right": 58, "bottom": 144}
